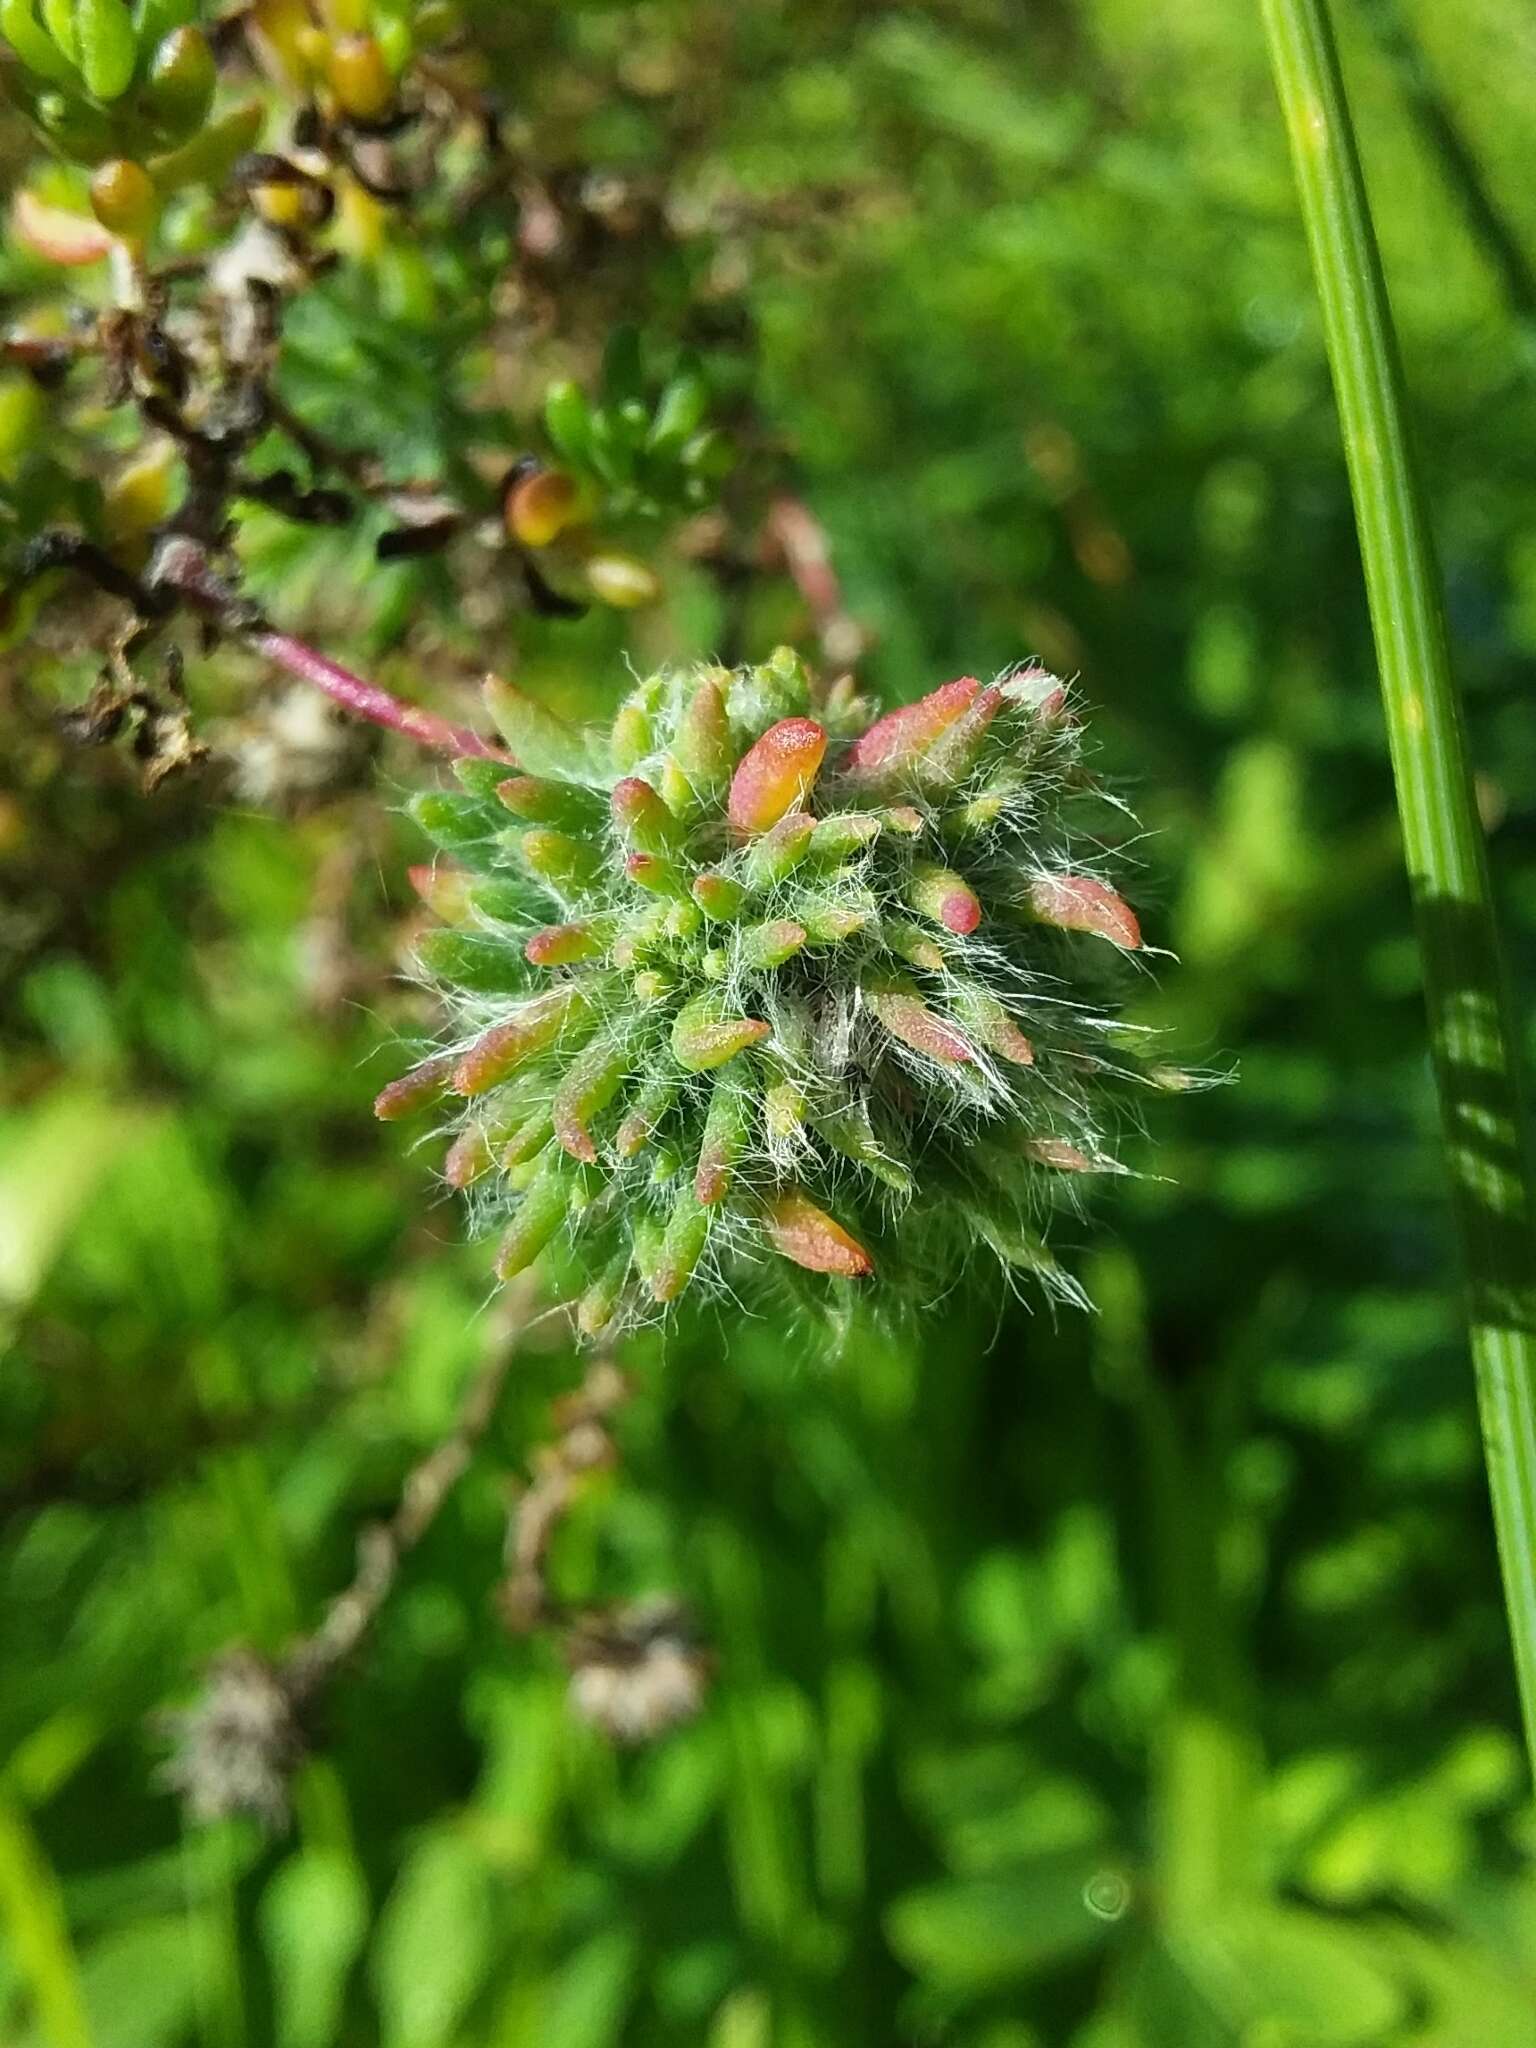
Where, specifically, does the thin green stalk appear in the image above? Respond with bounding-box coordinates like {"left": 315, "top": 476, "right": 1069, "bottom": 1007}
{"left": 1260, "top": 0, "right": 1536, "bottom": 1772}
{"left": 1090, "top": 1250, "right": 1261, "bottom": 1921}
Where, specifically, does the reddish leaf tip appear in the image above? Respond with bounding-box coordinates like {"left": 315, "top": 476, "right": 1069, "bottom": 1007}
{"left": 763, "top": 1191, "right": 875, "bottom": 1277}
{"left": 939, "top": 885, "right": 982, "bottom": 935}
{"left": 553, "top": 1115, "right": 599, "bottom": 1164}
{"left": 846, "top": 678, "right": 980, "bottom": 782}
{"left": 1028, "top": 874, "right": 1142, "bottom": 950}
{"left": 1024, "top": 1138, "right": 1097, "bottom": 1172}
{"left": 727, "top": 717, "right": 828, "bottom": 834}
{"left": 372, "top": 1052, "right": 455, "bottom": 1121}
{"left": 869, "top": 990, "right": 975, "bottom": 1065}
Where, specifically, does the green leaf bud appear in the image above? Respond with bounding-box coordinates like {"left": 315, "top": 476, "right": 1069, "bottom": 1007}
{"left": 486, "top": 677, "right": 605, "bottom": 784}
{"left": 742, "top": 812, "right": 815, "bottom": 892}
{"left": 143, "top": 26, "right": 216, "bottom": 142}
{"left": 147, "top": 98, "right": 263, "bottom": 193}
{"left": 740, "top": 919, "right": 808, "bottom": 971}
{"left": 495, "top": 1152, "right": 573, "bottom": 1279}
{"left": 650, "top": 1183, "right": 711, "bottom": 1303}
{"left": 409, "top": 789, "right": 502, "bottom": 852}
{"left": 76, "top": 0, "right": 138, "bottom": 101}
{"left": 610, "top": 776, "right": 683, "bottom": 858}
{"left": 2, "top": 0, "right": 77, "bottom": 84}
{"left": 543, "top": 380, "right": 594, "bottom": 468}
{"left": 552, "top": 1028, "right": 632, "bottom": 1163}
{"left": 691, "top": 872, "right": 744, "bottom": 922}
{"left": 810, "top": 812, "right": 882, "bottom": 863}
{"left": 695, "top": 1076, "right": 752, "bottom": 1206}
{"left": 518, "top": 828, "right": 602, "bottom": 895}
{"left": 89, "top": 157, "right": 157, "bottom": 237}
{"left": 415, "top": 929, "right": 531, "bottom": 996}
{"left": 670, "top": 993, "right": 770, "bottom": 1074}
{"left": 648, "top": 369, "right": 709, "bottom": 451}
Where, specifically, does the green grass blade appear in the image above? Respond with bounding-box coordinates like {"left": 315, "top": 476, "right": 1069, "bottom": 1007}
{"left": 1259, "top": 0, "right": 1536, "bottom": 1771}
{"left": 0, "top": 1796, "right": 92, "bottom": 2048}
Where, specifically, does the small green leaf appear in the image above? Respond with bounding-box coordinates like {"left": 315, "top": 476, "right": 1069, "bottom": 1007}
{"left": 407, "top": 788, "right": 502, "bottom": 854}
{"left": 652, "top": 1182, "right": 712, "bottom": 1302}
{"left": 585, "top": 405, "right": 637, "bottom": 487}
{"left": 370, "top": 1831, "right": 493, "bottom": 2048}
{"left": 132, "top": 0, "right": 197, "bottom": 45}
{"left": 886, "top": 1853, "right": 1114, "bottom": 1992}
{"left": 415, "top": 929, "right": 529, "bottom": 996}
{"left": 40, "top": 0, "right": 79, "bottom": 61}
{"left": 539, "top": 1929, "right": 639, "bottom": 2048}
{"left": 77, "top": 0, "right": 138, "bottom": 99}
{"left": 1177, "top": 1904, "right": 1406, "bottom": 2043}
{"left": 452, "top": 754, "right": 508, "bottom": 803}
{"left": 0, "top": 1796, "right": 90, "bottom": 2048}
{"left": 682, "top": 427, "right": 734, "bottom": 483}
{"left": 543, "top": 379, "right": 593, "bottom": 467}
{"left": 484, "top": 676, "right": 606, "bottom": 784}
{"left": 648, "top": 369, "right": 708, "bottom": 453}
{"left": 33, "top": 86, "right": 119, "bottom": 159}
{"left": 147, "top": 96, "right": 263, "bottom": 192}
{"left": 468, "top": 876, "right": 537, "bottom": 924}
{"left": 1, "top": 0, "right": 78, "bottom": 83}
{"left": 261, "top": 1850, "right": 370, "bottom": 2048}
{"left": 77, "top": 1916, "right": 204, "bottom": 2048}
{"left": 0, "top": 1093, "right": 145, "bottom": 1316}
{"left": 495, "top": 1151, "right": 574, "bottom": 1278}
{"left": 141, "top": 24, "right": 215, "bottom": 141}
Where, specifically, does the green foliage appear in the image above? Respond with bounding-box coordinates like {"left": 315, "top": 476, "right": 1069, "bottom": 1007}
{"left": 543, "top": 331, "right": 730, "bottom": 519}
{"left": 0, "top": 0, "right": 742, "bottom": 754}
{"left": 1, "top": 0, "right": 221, "bottom": 163}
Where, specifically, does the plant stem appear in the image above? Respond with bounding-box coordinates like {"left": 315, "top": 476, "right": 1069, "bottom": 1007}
{"left": 252, "top": 627, "right": 506, "bottom": 762}
{"left": 1091, "top": 1250, "right": 1261, "bottom": 1919}
{"left": 1260, "top": 0, "right": 1536, "bottom": 1772}
{"left": 149, "top": 535, "right": 506, "bottom": 761}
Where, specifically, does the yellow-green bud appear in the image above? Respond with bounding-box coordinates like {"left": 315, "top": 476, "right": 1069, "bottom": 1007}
{"left": 584, "top": 552, "right": 660, "bottom": 610}
{"left": 89, "top": 159, "right": 159, "bottom": 239}
{"left": 327, "top": 33, "right": 394, "bottom": 122}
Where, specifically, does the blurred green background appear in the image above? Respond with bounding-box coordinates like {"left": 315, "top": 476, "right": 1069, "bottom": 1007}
{"left": 5, "top": 0, "right": 1536, "bottom": 2041}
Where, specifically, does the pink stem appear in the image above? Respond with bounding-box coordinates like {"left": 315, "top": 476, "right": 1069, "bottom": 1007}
{"left": 148, "top": 536, "right": 507, "bottom": 761}
{"left": 766, "top": 495, "right": 843, "bottom": 625}
{"left": 252, "top": 628, "right": 507, "bottom": 761}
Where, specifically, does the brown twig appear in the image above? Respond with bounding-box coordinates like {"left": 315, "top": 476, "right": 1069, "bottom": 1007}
{"left": 493, "top": 1358, "right": 713, "bottom": 1744}
{"left": 284, "top": 1288, "right": 533, "bottom": 1701}
{"left": 160, "top": 1289, "right": 539, "bottom": 1826}
{"left": 497, "top": 1357, "right": 632, "bottom": 1632}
